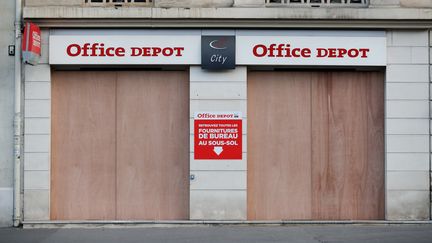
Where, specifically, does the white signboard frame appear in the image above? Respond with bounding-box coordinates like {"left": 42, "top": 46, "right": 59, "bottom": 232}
{"left": 50, "top": 34, "right": 201, "bottom": 65}
{"left": 49, "top": 30, "right": 386, "bottom": 66}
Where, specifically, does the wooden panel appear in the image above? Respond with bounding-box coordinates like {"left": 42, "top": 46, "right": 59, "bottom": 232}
{"left": 116, "top": 71, "right": 189, "bottom": 220}
{"left": 365, "top": 72, "right": 386, "bottom": 219}
{"left": 248, "top": 72, "right": 312, "bottom": 220}
{"left": 311, "top": 72, "right": 384, "bottom": 220}
{"left": 51, "top": 71, "right": 116, "bottom": 220}
{"left": 248, "top": 71, "right": 384, "bottom": 220}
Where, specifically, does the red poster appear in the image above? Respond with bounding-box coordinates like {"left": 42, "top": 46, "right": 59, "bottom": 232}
{"left": 194, "top": 112, "right": 242, "bottom": 160}
{"left": 22, "top": 22, "right": 41, "bottom": 65}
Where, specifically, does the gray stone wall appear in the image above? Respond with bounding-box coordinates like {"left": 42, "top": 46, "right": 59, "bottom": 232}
{"left": 0, "top": 0, "right": 16, "bottom": 227}
{"left": 25, "top": 0, "right": 82, "bottom": 7}
{"left": 23, "top": 29, "right": 50, "bottom": 221}
{"left": 156, "top": 0, "right": 234, "bottom": 8}
{"left": 430, "top": 29, "right": 432, "bottom": 220}
{"left": 369, "top": 0, "right": 401, "bottom": 7}
{"left": 23, "top": 0, "right": 432, "bottom": 8}
{"left": 386, "top": 30, "right": 431, "bottom": 220}
{"left": 400, "top": 0, "right": 432, "bottom": 8}
{"left": 189, "top": 64, "right": 247, "bottom": 220}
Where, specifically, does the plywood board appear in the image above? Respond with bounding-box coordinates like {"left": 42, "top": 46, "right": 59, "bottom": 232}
{"left": 247, "top": 72, "right": 313, "bottom": 220}
{"left": 116, "top": 71, "right": 190, "bottom": 220}
{"left": 248, "top": 71, "right": 384, "bottom": 220}
{"left": 51, "top": 71, "right": 117, "bottom": 220}
{"left": 311, "top": 72, "right": 385, "bottom": 220}
{"left": 52, "top": 70, "right": 190, "bottom": 220}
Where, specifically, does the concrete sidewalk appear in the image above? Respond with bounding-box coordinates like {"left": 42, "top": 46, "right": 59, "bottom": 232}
{"left": 1, "top": 225, "right": 432, "bottom": 243}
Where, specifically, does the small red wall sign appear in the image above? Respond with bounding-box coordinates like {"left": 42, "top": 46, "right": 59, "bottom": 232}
{"left": 22, "top": 22, "right": 41, "bottom": 65}
{"left": 194, "top": 112, "right": 242, "bottom": 160}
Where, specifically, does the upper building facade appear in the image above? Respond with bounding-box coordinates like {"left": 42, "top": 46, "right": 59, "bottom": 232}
{"left": 22, "top": 0, "right": 432, "bottom": 28}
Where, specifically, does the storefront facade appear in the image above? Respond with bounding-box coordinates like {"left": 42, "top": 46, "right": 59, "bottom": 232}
{"left": 21, "top": 27, "right": 432, "bottom": 222}
{"left": 18, "top": 1, "right": 432, "bottom": 224}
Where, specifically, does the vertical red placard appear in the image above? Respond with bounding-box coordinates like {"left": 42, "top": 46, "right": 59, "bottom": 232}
{"left": 194, "top": 112, "right": 242, "bottom": 160}
{"left": 22, "top": 22, "right": 41, "bottom": 65}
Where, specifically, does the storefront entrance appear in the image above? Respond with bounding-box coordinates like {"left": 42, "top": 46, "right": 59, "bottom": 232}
{"left": 247, "top": 71, "right": 385, "bottom": 220}
{"left": 51, "top": 71, "right": 189, "bottom": 220}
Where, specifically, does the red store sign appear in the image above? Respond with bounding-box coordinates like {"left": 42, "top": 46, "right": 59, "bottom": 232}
{"left": 49, "top": 33, "right": 200, "bottom": 65}
{"left": 194, "top": 112, "right": 242, "bottom": 160}
{"left": 22, "top": 22, "right": 41, "bottom": 65}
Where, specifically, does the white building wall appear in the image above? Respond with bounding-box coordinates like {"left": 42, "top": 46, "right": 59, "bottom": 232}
{"left": 386, "top": 30, "right": 431, "bottom": 220}
{"left": 189, "top": 66, "right": 247, "bottom": 220}
{"left": 430, "top": 29, "right": 432, "bottom": 220}
{"left": 190, "top": 30, "right": 247, "bottom": 220}
{"left": 0, "top": 0, "right": 17, "bottom": 227}
{"left": 23, "top": 29, "right": 51, "bottom": 221}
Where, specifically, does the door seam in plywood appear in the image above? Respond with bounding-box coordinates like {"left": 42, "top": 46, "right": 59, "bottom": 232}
{"left": 115, "top": 72, "right": 118, "bottom": 220}
{"left": 310, "top": 73, "right": 313, "bottom": 219}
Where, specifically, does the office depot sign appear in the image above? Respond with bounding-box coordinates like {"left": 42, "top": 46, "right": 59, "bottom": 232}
{"left": 50, "top": 30, "right": 385, "bottom": 66}
{"left": 194, "top": 112, "right": 242, "bottom": 160}
{"left": 66, "top": 43, "right": 185, "bottom": 58}
{"left": 236, "top": 31, "right": 386, "bottom": 66}
{"left": 50, "top": 35, "right": 200, "bottom": 65}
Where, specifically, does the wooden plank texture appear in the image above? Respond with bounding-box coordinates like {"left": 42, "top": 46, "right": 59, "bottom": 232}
{"left": 247, "top": 72, "right": 313, "bottom": 220}
{"left": 311, "top": 72, "right": 385, "bottom": 220}
{"left": 51, "top": 70, "right": 189, "bottom": 220}
{"left": 248, "top": 71, "right": 384, "bottom": 220}
{"left": 116, "top": 71, "right": 190, "bottom": 220}
{"left": 51, "top": 71, "right": 117, "bottom": 220}
{"left": 365, "top": 72, "right": 385, "bottom": 219}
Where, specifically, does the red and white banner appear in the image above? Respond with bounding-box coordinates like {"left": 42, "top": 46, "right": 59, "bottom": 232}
{"left": 22, "top": 22, "right": 41, "bottom": 65}
{"left": 194, "top": 112, "right": 242, "bottom": 160}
